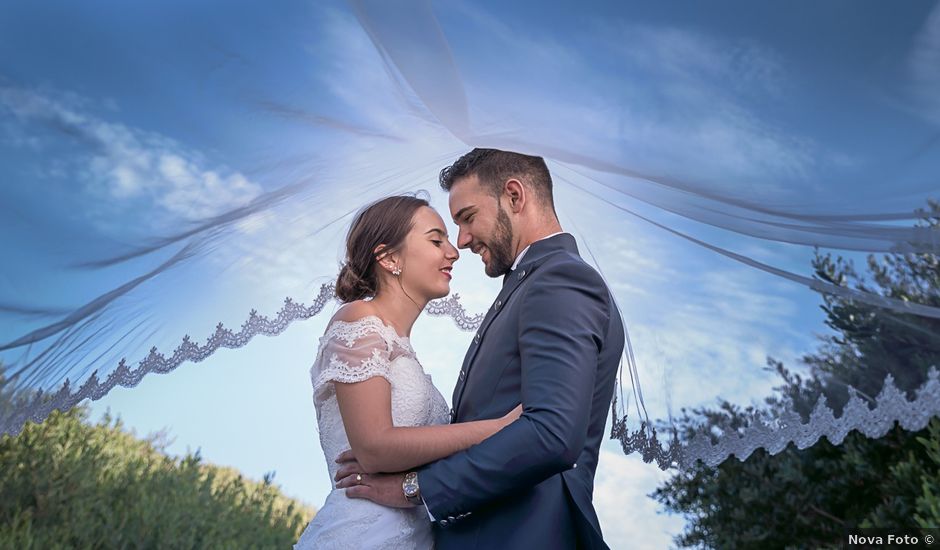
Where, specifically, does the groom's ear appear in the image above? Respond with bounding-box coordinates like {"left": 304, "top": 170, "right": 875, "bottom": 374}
{"left": 504, "top": 178, "right": 526, "bottom": 214}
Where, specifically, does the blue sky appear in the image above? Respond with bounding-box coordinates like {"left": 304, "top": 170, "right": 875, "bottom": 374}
{"left": 2, "top": 1, "right": 939, "bottom": 547}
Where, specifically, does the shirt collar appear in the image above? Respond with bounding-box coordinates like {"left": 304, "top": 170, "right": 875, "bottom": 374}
{"left": 510, "top": 232, "right": 565, "bottom": 271}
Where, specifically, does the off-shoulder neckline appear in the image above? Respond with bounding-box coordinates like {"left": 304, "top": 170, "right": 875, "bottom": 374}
{"left": 327, "top": 314, "right": 412, "bottom": 346}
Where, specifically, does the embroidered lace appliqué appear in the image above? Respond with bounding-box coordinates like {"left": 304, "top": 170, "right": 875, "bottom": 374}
{"left": 298, "top": 315, "right": 448, "bottom": 549}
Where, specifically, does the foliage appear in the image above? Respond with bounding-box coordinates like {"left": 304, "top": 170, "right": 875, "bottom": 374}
{"left": 0, "top": 399, "right": 315, "bottom": 549}
{"left": 653, "top": 199, "right": 940, "bottom": 549}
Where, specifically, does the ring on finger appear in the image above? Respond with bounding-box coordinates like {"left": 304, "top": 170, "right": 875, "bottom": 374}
{"left": 355, "top": 474, "right": 363, "bottom": 485}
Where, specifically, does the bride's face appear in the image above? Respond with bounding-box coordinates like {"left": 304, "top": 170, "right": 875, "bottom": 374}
{"left": 398, "top": 206, "right": 459, "bottom": 301}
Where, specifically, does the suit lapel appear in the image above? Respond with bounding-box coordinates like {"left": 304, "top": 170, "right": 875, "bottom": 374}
{"left": 450, "top": 234, "right": 581, "bottom": 421}
{"left": 451, "top": 267, "right": 532, "bottom": 417}
{"left": 450, "top": 234, "right": 581, "bottom": 419}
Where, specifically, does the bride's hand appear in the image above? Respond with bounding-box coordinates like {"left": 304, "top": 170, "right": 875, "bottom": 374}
{"left": 500, "top": 404, "right": 523, "bottom": 428}
{"left": 334, "top": 449, "right": 370, "bottom": 479}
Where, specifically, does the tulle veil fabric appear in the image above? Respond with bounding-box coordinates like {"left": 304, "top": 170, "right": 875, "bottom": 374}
{"left": 1, "top": 0, "right": 939, "bottom": 469}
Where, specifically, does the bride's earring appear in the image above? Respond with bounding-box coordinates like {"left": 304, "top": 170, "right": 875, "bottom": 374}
{"left": 392, "top": 266, "right": 402, "bottom": 276}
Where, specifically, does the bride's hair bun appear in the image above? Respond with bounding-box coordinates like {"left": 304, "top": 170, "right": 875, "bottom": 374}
{"left": 335, "top": 194, "right": 430, "bottom": 303}
{"left": 335, "top": 261, "right": 373, "bottom": 303}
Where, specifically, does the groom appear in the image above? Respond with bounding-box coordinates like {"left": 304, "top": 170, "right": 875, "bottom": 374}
{"left": 338, "top": 148, "right": 625, "bottom": 549}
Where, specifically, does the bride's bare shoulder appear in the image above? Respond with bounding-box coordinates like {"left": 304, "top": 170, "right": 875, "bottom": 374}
{"left": 329, "top": 300, "right": 378, "bottom": 325}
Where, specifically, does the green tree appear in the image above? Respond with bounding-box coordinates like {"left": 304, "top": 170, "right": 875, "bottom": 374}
{"left": 653, "top": 200, "right": 940, "bottom": 549}
{"left": 0, "top": 363, "right": 35, "bottom": 424}
{"left": 0, "top": 372, "right": 316, "bottom": 549}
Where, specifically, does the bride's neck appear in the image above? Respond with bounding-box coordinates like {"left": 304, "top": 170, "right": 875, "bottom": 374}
{"left": 368, "top": 289, "right": 425, "bottom": 338}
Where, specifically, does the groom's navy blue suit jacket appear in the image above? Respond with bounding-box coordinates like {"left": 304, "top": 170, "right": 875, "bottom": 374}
{"left": 418, "top": 233, "right": 625, "bottom": 549}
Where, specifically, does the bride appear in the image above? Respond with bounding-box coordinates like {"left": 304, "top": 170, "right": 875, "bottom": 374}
{"left": 295, "top": 195, "right": 521, "bottom": 549}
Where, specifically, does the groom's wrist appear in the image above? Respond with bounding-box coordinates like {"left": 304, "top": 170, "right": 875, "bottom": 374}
{"left": 402, "top": 471, "right": 423, "bottom": 506}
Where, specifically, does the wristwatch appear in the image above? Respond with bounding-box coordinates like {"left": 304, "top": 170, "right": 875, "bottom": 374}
{"left": 402, "top": 472, "right": 422, "bottom": 505}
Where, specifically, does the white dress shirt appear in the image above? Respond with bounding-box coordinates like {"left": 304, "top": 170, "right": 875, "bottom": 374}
{"left": 510, "top": 231, "right": 565, "bottom": 271}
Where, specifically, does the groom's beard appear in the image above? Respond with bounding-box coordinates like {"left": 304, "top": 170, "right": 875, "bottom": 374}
{"left": 482, "top": 205, "right": 515, "bottom": 278}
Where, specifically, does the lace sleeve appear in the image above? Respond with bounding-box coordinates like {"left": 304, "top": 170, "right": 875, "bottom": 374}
{"left": 311, "top": 319, "right": 394, "bottom": 398}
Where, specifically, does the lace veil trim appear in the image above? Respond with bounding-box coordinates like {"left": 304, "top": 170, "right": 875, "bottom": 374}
{"left": 0, "top": 285, "right": 458, "bottom": 438}
{"left": 4, "top": 283, "right": 940, "bottom": 476}
{"left": 613, "top": 368, "right": 940, "bottom": 470}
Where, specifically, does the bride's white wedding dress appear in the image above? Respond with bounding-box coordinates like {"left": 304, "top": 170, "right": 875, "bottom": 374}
{"left": 295, "top": 315, "right": 450, "bottom": 550}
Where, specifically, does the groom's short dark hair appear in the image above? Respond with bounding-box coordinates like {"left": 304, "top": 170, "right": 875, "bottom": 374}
{"left": 439, "top": 148, "right": 555, "bottom": 210}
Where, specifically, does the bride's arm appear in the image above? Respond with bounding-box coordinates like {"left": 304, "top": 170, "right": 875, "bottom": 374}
{"left": 334, "top": 378, "right": 521, "bottom": 474}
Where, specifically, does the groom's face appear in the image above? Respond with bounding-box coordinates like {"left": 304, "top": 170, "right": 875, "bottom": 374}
{"left": 448, "top": 175, "right": 516, "bottom": 278}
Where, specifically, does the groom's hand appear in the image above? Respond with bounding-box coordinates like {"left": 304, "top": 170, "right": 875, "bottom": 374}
{"left": 334, "top": 449, "right": 414, "bottom": 508}
{"left": 337, "top": 471, "right": 414, "bottom": 508}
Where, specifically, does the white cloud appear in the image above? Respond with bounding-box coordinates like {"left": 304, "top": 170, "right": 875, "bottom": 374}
{"left": 429, "top": 4, "right": 824, "bottom": 195}
{"left": 606, "top": 24, "right": 787, "bottom": 98}
{"left": 0, "top": 85, "right": 262, "bottom": 226}
{"left": 595, "top": 449, "right": 686, "bottom": 549}
{"left": 36, "top": 7, "right": 831, "bottom": 544}
{"left": 552, "top": 188, "right": 812, "bottom": 422}
{"left": 620, "top": 259, "right": 806, "bottom": 420}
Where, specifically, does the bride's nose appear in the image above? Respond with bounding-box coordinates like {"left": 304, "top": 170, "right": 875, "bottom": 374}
{"left": 445, "top": 241, "right": 459, "bottom": 261}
